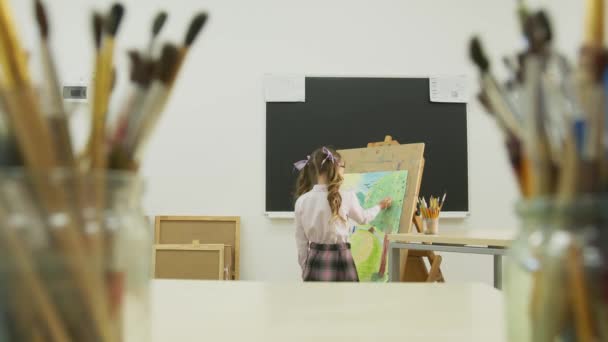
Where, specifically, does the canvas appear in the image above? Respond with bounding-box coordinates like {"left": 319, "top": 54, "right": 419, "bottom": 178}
{"left": 342, "top": 171, "right": 408, "bottom": 282}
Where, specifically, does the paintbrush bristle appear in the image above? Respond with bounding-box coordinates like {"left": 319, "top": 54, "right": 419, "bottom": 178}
{"left": 157, "top": 44, "right": 180, "bottom": 84}
{"left": 152, "top": 11, "right": 168, "bottom": 37}
{"left": 106, "top": 3, "right": 125, "bottom": 37}
{"left": 92, "top": 13, "right": 104, "bottom": 49}
{"left": 128, "top": 50, "right": 155, "bottom": 86}
{"left": 184, "top": 12, "right": 209, "bottom": 47}
{"left": 34, "top": 0, "right": 49, "bottom": 39}
{"left": 524, "top": 10, "right": 553, "bottom": 53}
{"left": 469, "top": 37, "right": 490, "bottom": 73}
{"left": 536, "top": 11, "right": 553, "bottom": 42}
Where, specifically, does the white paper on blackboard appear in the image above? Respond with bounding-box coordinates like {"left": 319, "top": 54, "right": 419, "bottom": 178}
{"left": 264, "top": 74, "right": 305, "bottom": 102}
{"left": 429, "top": 75, "right": 467, "bottom": 103}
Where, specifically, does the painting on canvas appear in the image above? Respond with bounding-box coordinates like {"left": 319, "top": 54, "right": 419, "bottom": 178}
{"left": 342, "top": 170, "right": 408, "bottom": 282}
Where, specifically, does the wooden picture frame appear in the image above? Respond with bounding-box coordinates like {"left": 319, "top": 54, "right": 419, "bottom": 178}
{"left": 153, "top": 244, "right": 225, "bottom": 280}
{"left": 154, "top": 216, "right": 240, "bottom": 279}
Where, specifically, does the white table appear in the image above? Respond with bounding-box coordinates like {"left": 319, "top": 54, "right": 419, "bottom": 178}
{"left": 388, "top": 229, "right": 516, "bottom": 289}
{"left": 151, "top": 280, "right": 506, "bottom": 342}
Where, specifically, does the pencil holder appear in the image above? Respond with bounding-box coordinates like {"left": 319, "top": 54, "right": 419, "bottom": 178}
{"left": 423, "top": 218, "right": 439, "bottom": 235}
{"left": 505, "top": 197, "right": 608, "bottom": 342}
{"left": 0, "top": 169, "right": 152, "bottom": 341}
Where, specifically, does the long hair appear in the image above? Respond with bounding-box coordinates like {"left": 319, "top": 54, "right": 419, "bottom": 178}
{"left": 294, "top": 162, "right": 314, "bottom": 199}
{"left": 294, "top": 147, "right": 344, "bottom": 222}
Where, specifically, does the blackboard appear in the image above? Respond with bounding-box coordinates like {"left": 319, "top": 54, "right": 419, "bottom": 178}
{"left": 266, "top": 77, "right": 468, "bottom": 213}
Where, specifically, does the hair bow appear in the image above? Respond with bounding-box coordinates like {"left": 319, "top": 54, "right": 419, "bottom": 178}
{"left": 321, "top": 147, "right": 336, "bottom": 166}
{"left": 293, "top": 155, "right": 310, "bottom": 171}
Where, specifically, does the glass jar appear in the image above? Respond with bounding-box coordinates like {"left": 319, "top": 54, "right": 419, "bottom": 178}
{"left": 505, "top": 196, "right": 608, "bottom": 342}
{"left": 0, "top": 169, "right": 152, "bottom": 341}
{"left": 505, "top": 199, "right": 554, "bottom": 342}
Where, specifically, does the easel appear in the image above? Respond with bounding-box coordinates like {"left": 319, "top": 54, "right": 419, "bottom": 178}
{"left": 366, "top": 136, "right": 444, "bottom": 282}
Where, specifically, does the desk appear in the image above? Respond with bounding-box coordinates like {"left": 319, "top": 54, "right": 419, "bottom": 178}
{"left": 151, "top": 280, "right": 506, "bottom": 342}
{"left": 388, "top": 229, "right": 516, "bottom": 289}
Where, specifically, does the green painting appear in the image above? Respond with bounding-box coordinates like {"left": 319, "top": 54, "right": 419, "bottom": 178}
{"left": 342, "top": 171, "right": 408, "bottom": 282}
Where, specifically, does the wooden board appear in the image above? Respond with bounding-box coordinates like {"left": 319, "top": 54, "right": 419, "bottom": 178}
{"left": 223, "top": 245, "right": 233, "bottom": 280}
{"left": 338, "top": 143, "right": 425, "bottom": 233}
{"left": 154, "top": 216, "right": 240, "bottom": 279}
{"left": 153, "top": 244, "right": 224, "bottom": 280}
{"left": 388, "top": 229, "right": 515, "bottom": 248}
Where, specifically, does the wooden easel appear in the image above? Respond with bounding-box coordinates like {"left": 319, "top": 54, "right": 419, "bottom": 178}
{"left": 367, "top": 136, "right": 444, "bottom": 283}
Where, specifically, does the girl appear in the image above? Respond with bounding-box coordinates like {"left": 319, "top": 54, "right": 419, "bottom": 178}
{"left": 294, "top": 146, "right": 392, "bottom": 281}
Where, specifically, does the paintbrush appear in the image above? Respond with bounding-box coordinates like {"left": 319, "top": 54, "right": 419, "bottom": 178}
{"left": 477, "top": 85, "right": 527, "bottom": 187}
{"left": 173, "top": 12, "right": 208, "bottom": 83}
{"left": 526, "top": 10, "right": 569, "bottom": 170}
{"left": 91, "top": 8, "right": 127, "bottom": 341}
{"left": 105, "top": 11, "right": 166, "bottom": 151}
{"left": 576, "top": 0, "right": 606, "bottom": 193}
{"left": 79, "top": 12, "right": 104, "bottom": 169}
{"left": 110, "top": 50, "right": 154, "bottom": 148}
{"left": 34, "top": 0, "right": 91, "bottom": 252}
{"left": 471, "top": 37, "right": 535, "bottom": 196}
{"left": 603, "top": 68, "right": 608, "bottom": 191}
{"left": 119, "top": 13, "right": 208, "bottom": 164}
{"left": 523, "top": 55, "right": 554, "bottom": 196}
{"left": 0, "top": 201, "right": 70, "bottom": 342}
{"left": 109, "top": 11, "right": 166, "bottom": 149}
{"left": 0, "top": 92, "right": 20, "bottom": 167}
{"left": 34, "top": 0, "right": 76, "bottom": 168}
{"left": 124, "top": 43, "right": 179, "bottom": 162}
{"left": 567, "top": 243, "right": 596, "bottom": 341}
{"left": 87, "top": 5, "right": 124, "bottom": 314}
{"left": 518, "top": 11, "right": 556, "bottom": 195}
{"left": 146, "top": 11, "right": 167, "bottom": 57}
{"left": 89, "top": 3, "right": 124, "bottom": 171}
{"left": 470, "top": 37, "right": 523, "bottom": 141}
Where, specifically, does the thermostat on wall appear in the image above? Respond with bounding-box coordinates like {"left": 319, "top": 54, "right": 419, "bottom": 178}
{"left": 63, "top": 85, "right": 88, "bottom": 102}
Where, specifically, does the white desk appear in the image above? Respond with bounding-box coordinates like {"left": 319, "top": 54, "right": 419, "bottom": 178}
{"left": 388, "top": 229, "right": 516, "bottom": 289}
{"left": 151, "top": 280, "right": 506, "bottom": 342}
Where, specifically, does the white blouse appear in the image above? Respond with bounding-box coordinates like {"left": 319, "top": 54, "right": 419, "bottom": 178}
{"left": 294, "top": 184, "right": 381, "bottom": 270}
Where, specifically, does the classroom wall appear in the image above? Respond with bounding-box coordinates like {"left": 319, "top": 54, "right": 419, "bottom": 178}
{"left": 11, "top": 0, "right": 585, "bottom": 283}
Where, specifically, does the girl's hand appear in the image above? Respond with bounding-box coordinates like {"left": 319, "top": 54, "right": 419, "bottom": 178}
{"left": 379, "top": 197, "right": 392, "bottom": 210}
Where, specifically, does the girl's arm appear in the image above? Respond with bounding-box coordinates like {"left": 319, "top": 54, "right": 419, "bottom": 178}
{"left": 346, "top": 191, "right": 392, "bottom": 225}
{"left": 294, "top": 203, "right": 308, "bottom": 271}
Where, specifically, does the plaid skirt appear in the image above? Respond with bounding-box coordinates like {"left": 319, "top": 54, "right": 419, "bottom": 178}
{"left": 302, "top": 242, "right": 359, "bottom": 282}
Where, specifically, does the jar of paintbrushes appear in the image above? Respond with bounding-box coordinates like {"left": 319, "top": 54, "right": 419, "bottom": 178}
{"left": 536, "top": 197, "right": 608, "bottom": 342}
{"left": 506, "top": 197, "right": 608, "bottom": 342}
{"left": 469, "top": 1, "right": 608, "bottom": 340}
{"left": 504, "top": 199, "right": 554, "bottom": 342}
{"left": 0, "top": 0, "right": 210, "bottom": 340}
{"left": 0, "top": 169, "right": 152, "bottom": 341}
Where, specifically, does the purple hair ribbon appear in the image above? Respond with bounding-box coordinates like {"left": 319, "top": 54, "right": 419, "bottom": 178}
{"left": 293, "top": 155, "right": 310, "bottom": 171}
{"left": 321, "top": 147, "right": 336, "bottom": 166}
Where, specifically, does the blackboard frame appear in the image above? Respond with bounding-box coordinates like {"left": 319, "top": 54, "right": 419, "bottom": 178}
{"left": 265, "top": 77, "right": 469, "bottom": 217}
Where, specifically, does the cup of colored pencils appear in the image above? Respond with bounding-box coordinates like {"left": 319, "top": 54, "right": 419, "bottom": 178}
{"left": 418, "top": 194, "right": 445, "bottom": 235}
{"left": 0, "top": 1, "right": 209, "bottom": 341}
{"left": 469, "top": 1, "right": 608, "bottom": 341}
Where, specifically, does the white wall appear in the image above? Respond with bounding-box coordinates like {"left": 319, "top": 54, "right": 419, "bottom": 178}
{"left": 11, "top": 0, "right": 586, "bottom": 283}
